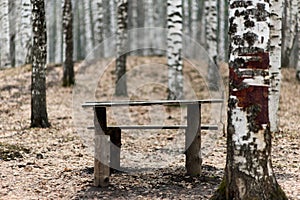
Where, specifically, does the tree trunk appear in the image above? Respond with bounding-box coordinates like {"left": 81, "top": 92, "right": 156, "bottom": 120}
{"left": 8, "top": 0, "right": 16, "bottom": 67}
{"left": 297, "top": 1, "right": 300, "bottom": 81}
{"left": 212, "top": 0, "right": 287, "bottom": 199}
{"left": 31, "top": 0, "right": 50, "bottom": 128}
{"left": 62, "top": 0, "right": 74, "bottom": 87}
{"left": 269, "top": 0, "right": 283, "bottom": 133}
{"left": 83, "top": 0, "right": 94, "bottom": 56}
{"left": 144, "top": 0, "right": 155, "bottom": 55}
{"left": 55, "top": 0, "right": 63, "bottom": 64}
{"left": 93, "top": 0, "right": 104, "bottom": 56}
{"left": 183, "top": 0, "right": 190, "bottom": 38}
{"left": 206, "top": 0, "right": 219, "bottom": 91}
{"left": 115, "top": 0, "right": 128, "bottom": 96}
{"left": 190, "top": 0, "right": 198, "bottom": 41}
{"left": 15, "top": 0, "right": 32, "bottom": 66}
{"left": 217, "top": 0, "right": 226, "bottom": 61}
{"left": 0, "top": 0, "right": 11, "bottom": 68}
{"left": 167, "top": 0, "right": 183, "bottom": 100}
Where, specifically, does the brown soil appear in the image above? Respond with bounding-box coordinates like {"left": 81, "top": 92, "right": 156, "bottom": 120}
{"left": 0, "top": 57, "right": 299, "bottom": 199}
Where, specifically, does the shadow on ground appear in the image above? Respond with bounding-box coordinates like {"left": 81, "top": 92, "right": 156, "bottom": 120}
{"left": 74, "top": 165, "right": 223, "bottom": 199}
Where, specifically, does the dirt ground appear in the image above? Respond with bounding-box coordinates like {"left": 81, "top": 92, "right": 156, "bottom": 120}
{"left": 0, "top": 57, "right": 299, "bottom": 199}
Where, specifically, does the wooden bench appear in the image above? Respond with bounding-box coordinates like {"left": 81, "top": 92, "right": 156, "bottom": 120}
{"left": 82, "top": 99, "right": 223, "bottom": 187}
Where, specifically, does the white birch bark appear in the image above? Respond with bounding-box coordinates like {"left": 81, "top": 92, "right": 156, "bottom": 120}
{"left": 93, "top": 0, "right": 104, "bottom": 50}
{"left": 144, "top": 0, "right": 155, "bottom": 55}
{"left": 206, "top": 0, "right": 219, "bottom": 90}
{"left": 167, "top": 0, "right": 183, "bottom": 100}
{"left": 83, "top": 0, "right": 94, "bottom": 56}
{"left": 183, "top": 0, "right": 190, "bottom": 37}
{"left": 190, "top": 0, "right": 198, "bottom": 41}
{"left": 212, "top": 0, "right": 287, "bottom": 198}
{"left": 217, "top": 0, "right": 225, "bottom": 61}
{"left": 269, "top": 0, "right": 283, "bottom": 132}
{"left": 8, "top": 0, "right": 16, "bottom": 67}
{"left": 0, "top": 0, "right": 11, "bottom": 68}
{"left": 15, "top": 0, "right": 32, "bottom": 66}
{"left": 297, "top": 0, "right": 300, "bottom": 81}
{"left": 115, "top": 0, "right": 128, "bottom": 96}
{"left": 110, "top": 0, "right": 117, "bottom": 36}
{"left": 55, "top": 0, "right": 63, "bottom": 63}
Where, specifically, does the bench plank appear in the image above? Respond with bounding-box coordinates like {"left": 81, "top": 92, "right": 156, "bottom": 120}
{"left": 82, "top": 99, "right": 223, "bottom": 108}
{"left": 87, "top": 125, "right": 218, "bottom": 130}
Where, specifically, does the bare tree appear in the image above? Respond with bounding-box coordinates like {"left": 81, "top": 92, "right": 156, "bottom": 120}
{"left": 62, "top": 0, "right": 74, "bottom": 86}
{"left": 31, "top": 0, "right": 50, "bottom": 128}
{"left": 212, "top": 0, "right": 287, "bottom": 198}
{"left": 0, "top": 0, "right": 11, "bottom": 68}
{"left": 15, "top": 0, "right": 32, "bottom": 66}
{"left": 269, "top": 0, "right": 283, "bottom": 132}
{"left": 206, "top": 0, "right": 219, "bottom": 91}
{"left": 297, "top": 0, "right": 300, "bottom": 81}
{"left": 115, "top": 0, "right": 128, "bottom": 96}
{"left": 167, "top": 0, "right": 183, "bottom": 100}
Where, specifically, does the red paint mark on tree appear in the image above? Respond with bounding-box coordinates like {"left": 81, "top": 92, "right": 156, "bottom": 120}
{"left": 230, "top": 52, "right": 270, "bottom": 128}
{"left": 233, "top": 86, "right": 269, "bottom": 126}
{"left": 240, "top": 52, "right": 269, "bottom": 69}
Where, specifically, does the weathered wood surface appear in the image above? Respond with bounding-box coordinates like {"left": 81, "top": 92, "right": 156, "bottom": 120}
{"left": 185, "top": 104, "right": 202, "bottom": 176}
{"left": 88, "top": 125, "right": 218, "bottom": 130}
{"left": 108, "top": 127, "right": 121, "bottom": 171}
{"left": 94, "top": 107, "right": 110, "bottom": 187}
{"left": 82, "top": 99, "right": 224, "bottom": 108}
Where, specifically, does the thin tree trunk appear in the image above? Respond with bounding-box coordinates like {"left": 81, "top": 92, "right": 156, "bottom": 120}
{"left": 144, "top": 0, "right": 155, "bottom": 55}
{"left": 115, "top": 0, "right": 128, "bottom": 96}
{"left": 15, "top": 0, "right": 32, "bottom": 66}
{"left": 31, "top": 0, "right": 50, "bottom": 128}
{"left": 217, "top": 0, "right": 225, "bottom": 61}
{"left": 183, "top": 0, "right": 190, "bottom": 38}
{"left": 0, "top": 0, "right": 11, "bottom": 68}
{"left": 93, "top": 0, "right": 104, "bottom": 56}
{"left": 297, "top": 0, "right": 300, "bottom": 81}
{"left": 62, "top": 0, "right": 74, "bottom": 86}
{"left": 8, "top": 0, "right": 16, "bottom": 67}
{"left": 190, "top": 0, "right": 198, "bottom": 41}
{"left": 129, "top": 0, "right": 138, "bottom": 54}
{"left": 55, "top": 0, "right": 63, "bottom": 63}
{"left": 269, "top": 0, "right": 283, "bottom": 132}
{"left": 212, "top": 0, "right": 287, "bottom": 198}
{"left": 83, "top": 0, "right": 94, "bottom": 56}
{"left": 167, "top": 0, "right": 183, "bottom": 100}
{"left": 206, "top": 0, "right": 219, "bottom": 91}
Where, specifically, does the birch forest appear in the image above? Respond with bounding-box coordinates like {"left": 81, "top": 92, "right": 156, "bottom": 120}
{"left": 0, "top": 0, "right": 300, "bottom": 199}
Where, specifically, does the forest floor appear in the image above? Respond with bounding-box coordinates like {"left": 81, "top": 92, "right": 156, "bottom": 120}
{"left": 0, "top": 56, "right": 299, "bottom": 199}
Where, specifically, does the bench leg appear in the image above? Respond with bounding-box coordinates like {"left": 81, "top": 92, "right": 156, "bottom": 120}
{"left": 94, "top": 107, "right": 110, "bottom": 187}
{"left": 109, "top": 127, "right": 121, "bottom": 172}
{"left": 185, "top": 104, "right": 202, "bottom": 176}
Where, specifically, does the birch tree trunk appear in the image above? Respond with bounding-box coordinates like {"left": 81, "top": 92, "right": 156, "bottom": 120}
{"left": 217, "top": 0, "right": 226, "bottom": 61}
{"left": 0, "top": 0, "right": 11, "bottom": 68}
{"left": 190, "top": 0, "right": 198, "bottom": 41}
{"left": 8, "top": 0, "right": 16, "bottom": 67}
{"left": 144, "top": 0, "right": 155, "bottom": 55}
{"left": 15, "top": 0, "right": 32, "bottom": 66}
{"left": 167, "top": 0, "right": 183, "bottom": 100}
{"left": 206, "top": 0, "right": 219, "bottom": 91}
{"left": 297, "top": 1, "right": 300, "bottom": 81}
{"left": 115, "top": 0, "right": 128, "bottom": 96}
{"left": 93, "top": 0, "right": 104, "bottom": 55}
{"left": 183, "top": 0, "right": 190, "bottom": 38}
{"left": 83, "top": 0, "right": 94, "bottom": 56}
{"left": 62, "top": 0, "right": 74, "bottom": 86}
{"left": 31, "top": 0, "right": 50, "bottom": 128}
{"left": 129, "top": 0, "right": 138, "bottom": 54}
{"left": 269, "top": 0, "right": 283, "bottom": 132}
{"left": 212, "top": 0, "right": 287, "bottom": 198}
{"left": 55, "top": 0, "right": 63, "bottom": 63}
